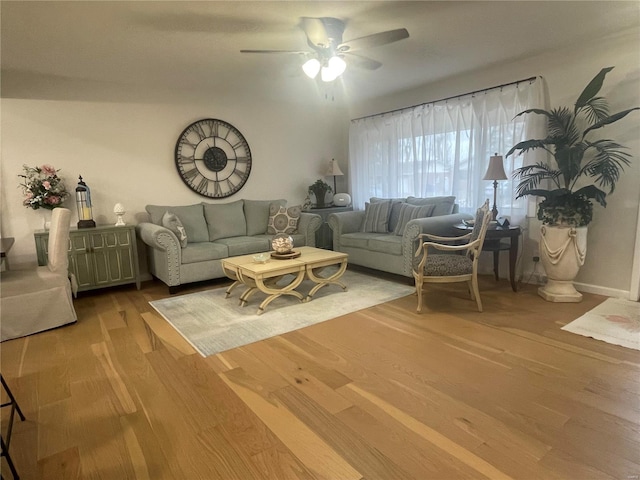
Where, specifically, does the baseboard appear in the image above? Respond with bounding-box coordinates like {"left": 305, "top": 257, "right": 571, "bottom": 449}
{"left": 572, "top": 282, "right": 629, "bottom": 299}
{"left": 520, "top": 270, "right": 629, "bottom": 299}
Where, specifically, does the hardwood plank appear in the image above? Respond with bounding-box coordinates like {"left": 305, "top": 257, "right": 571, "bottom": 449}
{"left": 274, "top": 385, "right": 414, "bottom": 480}
{"left": 220, "top": 367, "right": 363, "bottom": 480}
{"left": 119, "top": 414, "right": 152, "bottom": 480}
{"left": 68, "top": 374, "right": 137, "bottom": 479}
{"left": 37, "top": 397, "right": 75, "bottom": 460}
{"left": 250, "top": 443, "right": 317, "bottom": 480}
{"left": 90, "top": 341, "right": 137, "bottom": 415}
{"left": 196, "top": 424, "right": 267, "bottom": 480}
{"left": 241, "top": 341, "right": 353, "bottom": 414}
{"left": 267, "top": 335, "right": 353, "bottom": 390}
{"left": 117, "top": 410, "right": 177, "bottom": 480}
{"left": 37, "top": 446, "right": 82, "bottom": 480}
{"left": 343, "top": 383, "right": 513, "bottom": 480}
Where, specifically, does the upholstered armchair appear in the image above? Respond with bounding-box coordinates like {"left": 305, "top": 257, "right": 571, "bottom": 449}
{"left": 1, "top": 208, "right": 77, "bottom": 341}
{"left": 413, "top": 200, "right": 491, "bottom": 312}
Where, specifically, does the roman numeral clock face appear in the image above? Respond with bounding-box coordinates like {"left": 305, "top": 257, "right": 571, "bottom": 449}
{"left": 175, "top": 119, "right": 252, "bottom": 198}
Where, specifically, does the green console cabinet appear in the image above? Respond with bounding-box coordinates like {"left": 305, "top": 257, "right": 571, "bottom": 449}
{"left": 34, "top": 224, "right": 140, "bottom": 292}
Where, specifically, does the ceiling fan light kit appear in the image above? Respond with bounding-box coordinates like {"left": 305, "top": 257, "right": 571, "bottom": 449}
{"left": 241, "top": 17, "right": 409, "bottom": 83}
{"left": 302, "top": 58, "right": 321, "bottom": 78}
{"left": 304, "top": 55, "right": 346, "bottom": 82}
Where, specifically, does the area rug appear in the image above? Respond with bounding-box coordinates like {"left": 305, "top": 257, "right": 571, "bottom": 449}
{"left": 561, "top": 297, "right": 640, "bottom": 350}
{"left": 149, "top": 269, "right": 414, "bottom": 357}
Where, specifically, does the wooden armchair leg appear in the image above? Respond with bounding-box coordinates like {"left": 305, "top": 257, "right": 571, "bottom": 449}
{"left": 415, "top": 283, "right": 424, "bottom": 313}
{"left": 470, "top": 277, "right": 483, "bottom": 312}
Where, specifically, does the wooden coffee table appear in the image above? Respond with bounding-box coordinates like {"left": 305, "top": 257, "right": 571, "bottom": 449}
{"left": 221, "top": 246, "right": 348, "bottom": 314}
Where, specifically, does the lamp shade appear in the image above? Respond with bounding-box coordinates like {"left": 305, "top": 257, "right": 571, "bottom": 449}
{"left": 302, "top": 58, "right": 320, "bottom": 79}
{"left": 483, "top": 153, "right": 507, "bottom": 180}
{"left": 325, "top": 158, "right": 344, "bottom": 177}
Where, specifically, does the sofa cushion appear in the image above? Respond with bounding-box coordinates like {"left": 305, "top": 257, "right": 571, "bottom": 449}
{"left": 371, "top": 197, "right": 406, "bottom": 233}
{"left": 368, "top": 235, "right": 403, "bottom": 255}
{"left": 393, "top": 203, "right": 436, "bottom": 236}
{"left": 203, "top": 200, "right": 246, "bottom": 241}
{"left": 244, "top": 199, "right": 286, "bottom": 236}
{"left": 181, "top": 242, "right": 229, "bottom": 264}
{"left": 340, "top": 232, "right": 372, "bottom": 249}
{"left": 361, "top": 200, "right": 391, "bottom": 233}
{"left": 161, "top": 211, "right": 188, "bottom": 247}
{"left": 214, "top": 236, "right": 270, "bottom": 256}
{"left": 267, "top": 204, "right": 301, "bottom": 234}
{"left": 146, "top": 204, "right": 209, "bottom": 243}
{"left": 406, "top": 196, "right": 456, "bottom": 217}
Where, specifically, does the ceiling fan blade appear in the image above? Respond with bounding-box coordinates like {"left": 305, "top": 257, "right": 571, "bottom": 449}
{"left": 301, "top": 17, "right": 330, "bottom": 48}
{"left": 240, "top": 49, "right": 307, "bottom": 55}
{"left": 339, "top": 28, "right": 409, "bottom": 53}
{"left": 301, "top": 17, "right": 345, "bottom": 49}
{"left": 343, "top": 53, "right": 382, "bottom": 71}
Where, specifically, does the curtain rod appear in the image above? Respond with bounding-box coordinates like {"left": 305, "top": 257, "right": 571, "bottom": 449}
{"left": 351, "top": 76, "right": 538, "bottom": 122}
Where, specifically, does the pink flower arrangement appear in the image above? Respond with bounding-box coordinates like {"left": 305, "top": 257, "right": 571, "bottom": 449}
{"left": 18, "top": 164, "right": 70, "bottom": 210}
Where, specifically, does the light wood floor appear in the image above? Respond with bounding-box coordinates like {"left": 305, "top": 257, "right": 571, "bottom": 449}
{"left": 2, "top": 271, "right": 639, "bottom": 479}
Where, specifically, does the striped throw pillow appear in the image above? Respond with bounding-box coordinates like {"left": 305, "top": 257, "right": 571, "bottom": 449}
{"left": 393, "top": 203, "right": 436, "bottom": 235}
{"left": 361, "top": 200, "right": 392, "bottom": 233}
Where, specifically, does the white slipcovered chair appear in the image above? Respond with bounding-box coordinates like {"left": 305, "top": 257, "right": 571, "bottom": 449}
{"left": 413, "top": 200, "right": 492, "bottom": 312}
{"left": 1, "top": 208, "right": 77, "bottom": 341}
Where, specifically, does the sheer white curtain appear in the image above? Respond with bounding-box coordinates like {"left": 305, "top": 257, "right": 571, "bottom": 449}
{"left": 349, "top": 79, "right": 546, "bottom": 224}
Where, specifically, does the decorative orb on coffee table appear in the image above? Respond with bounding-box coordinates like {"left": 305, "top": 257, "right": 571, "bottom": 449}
{"left": 271, "top": 233, "right": 294, "bottom": 254}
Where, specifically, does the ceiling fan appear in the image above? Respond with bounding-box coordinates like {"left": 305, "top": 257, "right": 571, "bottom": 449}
{"left": 240, "top": 17, "right": 409, "bottom": 82}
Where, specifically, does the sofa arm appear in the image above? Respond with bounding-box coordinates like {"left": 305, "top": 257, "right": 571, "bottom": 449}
{"left": 136, "top": 222, "right": 182, "bottom": 287}
{"left": 328, "top": 211, "right": 365, "bottom": 251}
{"left": 298, "top": 212, "right": 322, "bottom": 247}
{"left": 402, "top": 212, "right": 473, "bottom": 275}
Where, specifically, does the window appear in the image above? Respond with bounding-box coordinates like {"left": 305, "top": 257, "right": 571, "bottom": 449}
{"left": 349, "top": 80, "right": 545, "bottom": 224}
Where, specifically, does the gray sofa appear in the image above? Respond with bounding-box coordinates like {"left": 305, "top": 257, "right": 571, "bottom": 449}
{"left": 328, "top": 196, "right": 472, "bottom": 278}
{"left": 137, "top": 199, "right": 322, "bottom": 292}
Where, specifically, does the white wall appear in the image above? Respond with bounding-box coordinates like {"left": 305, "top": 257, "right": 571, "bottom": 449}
{"left": 1, "top": 90, "right": 349, "bottom": 272}
{"left": 349, "top": 29, "right": 640, "bottom": 297}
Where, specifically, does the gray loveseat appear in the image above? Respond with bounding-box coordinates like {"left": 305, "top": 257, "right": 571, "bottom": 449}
{"left": 328, "top": 196, "right": 472, "bottom": 278}
{"left": 137, "top": 199, "right": 322, "bottom": 292}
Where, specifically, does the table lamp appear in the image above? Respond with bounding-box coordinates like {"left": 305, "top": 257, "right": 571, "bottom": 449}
{"left": 483, "top": 153, "right": 507, "bottom": 221}
{"left": 325, "top": 158, "right": 344, "bottom": 193}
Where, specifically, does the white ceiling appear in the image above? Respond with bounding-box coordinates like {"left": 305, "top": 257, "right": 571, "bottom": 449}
{"left": 2, "top": 1, "right": 639, "bottom": 104}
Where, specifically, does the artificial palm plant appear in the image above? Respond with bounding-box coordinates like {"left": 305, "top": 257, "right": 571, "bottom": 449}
{"left": 507, "top": 67, "right": 638, "bottom": 226}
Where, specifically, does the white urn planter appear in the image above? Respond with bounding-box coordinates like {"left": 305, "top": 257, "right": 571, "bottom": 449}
{"left": 538, "top": 225, "right": 587, "bottom": 302}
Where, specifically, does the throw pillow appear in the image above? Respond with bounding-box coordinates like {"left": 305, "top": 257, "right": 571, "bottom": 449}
{"left": 371, "top": 197, "right": 406, "bottom": 233}
{"left": 146, "top": 203, "right": 208, "bottom": 242}
{"left": 393, "top": 203, "right": 436, "bottom": 235}
{"left": 161, "top": 211, "right": 188, "bottom": 247}
{"left": 360, "top": 200, "right": 391, "bottom": 233}
{"left": 406, "top": 196, "right": 456, "bottom": 216}
{"left": 267, "top": 204, "right": 302, "bottom": 234}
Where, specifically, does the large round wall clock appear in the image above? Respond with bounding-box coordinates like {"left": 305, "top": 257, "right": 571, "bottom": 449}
{"left": 175, "top": 118, "right": 252, "bottom": 198}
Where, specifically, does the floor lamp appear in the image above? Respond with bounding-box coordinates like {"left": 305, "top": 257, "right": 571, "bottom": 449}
{"left": 483, "top": 153, "right": 507, "bottom": 221}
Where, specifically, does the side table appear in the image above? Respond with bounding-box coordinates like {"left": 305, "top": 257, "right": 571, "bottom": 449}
{"left": 310, "top": 205, "right": 353, "bottom": 249}
{"left": 455, "top": 223, "right": 521, "bottom": 291}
